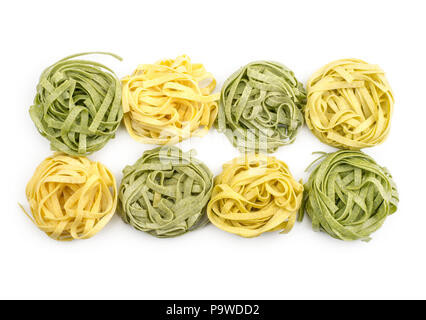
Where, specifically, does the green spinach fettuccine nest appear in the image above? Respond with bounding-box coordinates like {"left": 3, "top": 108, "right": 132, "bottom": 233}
{"left": 217, "top": 61, "right": 306, "bottom": 153}
{"left": 30, "top": 52, "right": 123, "bottom": 156}
{"left": 118, "top": 146, "right": 214, "bottom": 238}
{"left": 299, "top": 150, "right": 399, "bottom": 241}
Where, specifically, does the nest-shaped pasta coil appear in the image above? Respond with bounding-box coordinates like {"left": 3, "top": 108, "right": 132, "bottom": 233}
{"left": 21, "top": 153, "right": 117, "bottom": 241}
{"left": 122, "top": 55, "right": 219, "bottom": 145}
{"left": 118, "top": 146, "right": 214, "bottom": 237}
{"left": 207, "top": 154, "right": 303, "bottom": 237}
{"left": 217, "top": 61, "right": 306, "bottom": 153}
{"left": 305, "top": 59, "right": 394, "bottom": 149}
{"left": 299, "top": 150, "right": 399, "bottom": 241}
{"left": 30, "top": 52, "right": 123, "bottom": 156}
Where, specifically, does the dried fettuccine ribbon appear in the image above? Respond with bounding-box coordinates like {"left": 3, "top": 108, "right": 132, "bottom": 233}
{"left": 299, "top": 150, "right": 399, "bottom": 241}
{"left": 20, "top": 153, "right": 117, "bottom": 241}
{"left": 122, "top": 55, "right": 219, "bottom": 145}
{"left": 30, "top": 52, "right": 123, "bottom": 156}
{"left": 305, "top": 59, "right": 394, "bottom": 149}
{"left": 207, "top": 154, "right": 303, "bottom": 237}
{"left": 118, "top": 146, "right": 214, "bottom": 238}
{"left": 217, "top": 61, "right": 306, "bottom": 153}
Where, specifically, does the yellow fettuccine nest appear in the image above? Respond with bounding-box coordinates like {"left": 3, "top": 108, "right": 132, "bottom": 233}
{"left": 122, "top": 55, "right": 219, "bottom": 145}
{"left": 305, "top": 59, "right": 394, "bottom": 149}
{"left": 21, "top": 153, "right": 117, "bottom": 241}
{"left": 207, "top": 154, "right": 303, "bottom": 237}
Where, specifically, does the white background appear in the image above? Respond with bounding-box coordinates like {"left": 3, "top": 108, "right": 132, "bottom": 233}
{"left": 1, "top": 0, "right": 425, "bottom": 300}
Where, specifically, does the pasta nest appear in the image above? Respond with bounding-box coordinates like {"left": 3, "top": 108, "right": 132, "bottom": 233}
{"left": 118, "top": 147, "right": 214, "bottom": 238}
{"left": 207, "top": 154, "right": 303, "bottom": 237}
{"left": 217, "top": 61, "right": 306, "bottom": 153}
{"left": 30, "top": 52, "right": 123, "bottom": 156}
{"left": 122, "top": 55, "right": 219, "bottom": 145}
{"left": 22, "top": 153, "right": 117, "bottom": 241}
{"left": 305, "top": 59, "right": 394, "bottom": 149}
{"left": 299, "top": 150, "right": 399, "bottom": 241}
